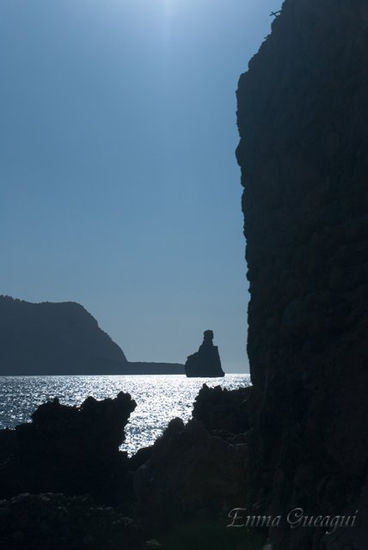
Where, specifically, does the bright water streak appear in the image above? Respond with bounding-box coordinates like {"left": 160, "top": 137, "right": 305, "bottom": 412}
{"left": 0, "top": 374, "right": 250, "bottom": 455}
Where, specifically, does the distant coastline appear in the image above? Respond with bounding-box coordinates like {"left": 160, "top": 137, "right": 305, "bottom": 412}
{"left": 0, "top": 296, "right": 185, "bottom": 376}
{"left": 122, "top": 362, "right": 185, "bottom": 375}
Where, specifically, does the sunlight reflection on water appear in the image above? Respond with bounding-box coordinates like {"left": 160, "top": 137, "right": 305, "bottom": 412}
{"left": 0, "top": 374, "right": 250, "bottom": 455}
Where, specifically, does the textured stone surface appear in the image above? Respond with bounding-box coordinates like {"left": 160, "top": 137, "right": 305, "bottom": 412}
{"left": 236, "top": 1, "right": 368, "bottom": 548}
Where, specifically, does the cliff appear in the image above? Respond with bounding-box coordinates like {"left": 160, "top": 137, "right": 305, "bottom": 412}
{"left": 236, "top": 1, "right": 368, "bottom": 549}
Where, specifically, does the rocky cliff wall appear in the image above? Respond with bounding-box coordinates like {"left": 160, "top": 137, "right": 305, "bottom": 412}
{"left": 236, "top": 1, "right": 368, "bottom": 548}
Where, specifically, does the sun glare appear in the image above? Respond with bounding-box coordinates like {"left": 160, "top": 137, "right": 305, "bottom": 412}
{"left": 163, "top": 0, "right": 175, "bottom": 18}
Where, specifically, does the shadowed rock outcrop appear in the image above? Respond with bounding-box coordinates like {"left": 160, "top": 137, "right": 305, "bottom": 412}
{"left": 192, "top": 384, "right": 250, "bottom": 435}
{"left": 132, "top": 384, "right": 251, "bottom": 532}
{"left": 236, "top": 1, "right": 368, "bottom": 548}
{"left": 0, "top": 392, "right": 136, "bottom": 507}
{"left": 0, "top": 493, "right": 143, "bottom": 550}
{"left": 185, "top": 330, "right": 224, "bottom": 377}
{"left": 133, "top": 417, "right": 247, "bottom": 531}
{"left": 0, "top": 385, "right": 251, "bottom": 547}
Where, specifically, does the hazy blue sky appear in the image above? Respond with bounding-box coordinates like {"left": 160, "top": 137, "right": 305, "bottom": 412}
{"left": 1, "top": 0, "right": 279, "bottom": 372}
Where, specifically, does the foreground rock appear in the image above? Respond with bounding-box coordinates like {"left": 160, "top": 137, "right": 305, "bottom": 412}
{"left": 0, "top": 383, "right": 252, "bottom": 548}
{"left": 192, "top": 384, "right": 250, "bottom": 435}
{"left": 185, "top": 330, "right": 224, "bottom": 377}
{"left": 134, "top": 417, "right": 247, "bottom": 532}
{"left": 0, "top": 392, "right": 136, "bottom": 507}
{"left": 236, "top": 0, "right": 368, "bottom": 548}
{"left": 0, "top": 493, "right": 143, "bottom": 550}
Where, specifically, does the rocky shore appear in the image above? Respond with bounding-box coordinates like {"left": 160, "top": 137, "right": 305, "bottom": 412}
{"left": 0, "top": 386, "right": 252, "bottom": 549}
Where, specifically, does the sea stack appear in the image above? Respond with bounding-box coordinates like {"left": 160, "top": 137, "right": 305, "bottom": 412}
{"left": 185, "top": 330, "right": 224, "bottom": 377}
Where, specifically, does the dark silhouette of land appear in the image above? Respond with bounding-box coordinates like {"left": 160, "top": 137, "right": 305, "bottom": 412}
{"left": 0, "top": 296, "right": 184, "bottom": 375}
{"left": 0, "top": 392, "right": 136, "bottom": 504}
{"left": 185, "top": 330, "right": 224, "bottom": 377}
{"left": 0, "top": 385, "right": 250, "bottom": 549}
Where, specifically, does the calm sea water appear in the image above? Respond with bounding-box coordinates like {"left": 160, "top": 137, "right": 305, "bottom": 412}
{"left": 0, "top": 374, "right": 250, "bottom": 456}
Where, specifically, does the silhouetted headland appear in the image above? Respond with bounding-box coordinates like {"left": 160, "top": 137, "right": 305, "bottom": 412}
{"left": 185, "top": 330, "right": 225, "bottom": 377}
{"left": 0, "top": 296, "right": 184, "bottom": 375}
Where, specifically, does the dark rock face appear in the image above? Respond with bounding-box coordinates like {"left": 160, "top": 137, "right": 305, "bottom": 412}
{"left": 0, "top": 493, "right": 143, "bottom": 550}
{"left": 134, "top": 417, "right": 247, "bottom": 531}
{"left": 0, "top": 384, "right": 251, "bottom": 546}
{"left": 0, "top": 296, "right": 127, "bottom": 375}
{"left": 236, "top": 1, "right": 368, "bottom": 548}
{"left": 0, "top": 392, "right": 136, "bottom": 507}
{"left": 185, "top": 330, "right": 224, "bottom": 377}
{"left": 192, "top": 384, "right": 250, "bottom": 435}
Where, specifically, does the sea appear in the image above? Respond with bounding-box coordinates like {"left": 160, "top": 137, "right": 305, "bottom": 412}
{"left": 0, "top": 374, "right": 250, "bottom": 456}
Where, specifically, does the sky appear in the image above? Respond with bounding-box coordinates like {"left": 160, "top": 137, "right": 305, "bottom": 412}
{"left": 0, "top": 0, "right": 279, "bottom": 373}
